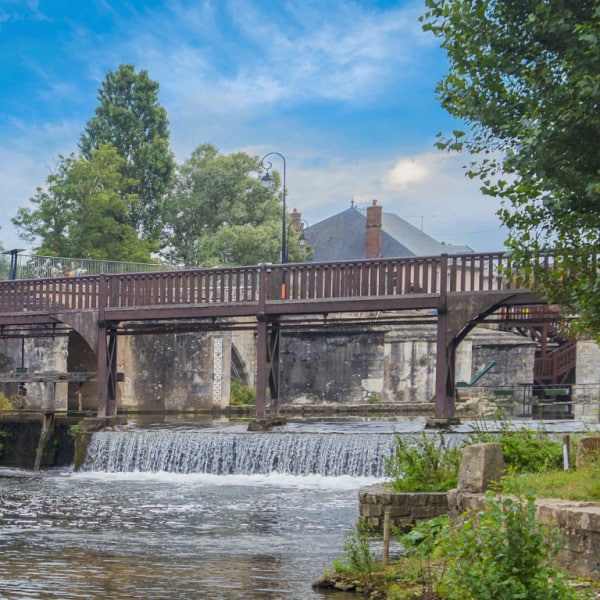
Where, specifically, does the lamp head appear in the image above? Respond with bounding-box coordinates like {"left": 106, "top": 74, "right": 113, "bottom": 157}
{"left": 261, "top": 171, "right": 275, "bottom": 190}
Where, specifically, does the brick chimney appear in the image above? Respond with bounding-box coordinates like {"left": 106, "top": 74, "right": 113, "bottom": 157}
{"left": 365, "top": 199, "right": 382, "bottom": 258}
{"left": 290, "top": 208, "right": 302, "bottom": 232}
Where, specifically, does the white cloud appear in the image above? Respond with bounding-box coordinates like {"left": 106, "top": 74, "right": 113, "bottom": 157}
{"left": 388, "top": 158, "right": 429, "bottom": 189}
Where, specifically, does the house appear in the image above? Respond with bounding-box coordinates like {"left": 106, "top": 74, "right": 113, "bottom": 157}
{"left": 295, "top": 200, "right": 472, "bottom": 262}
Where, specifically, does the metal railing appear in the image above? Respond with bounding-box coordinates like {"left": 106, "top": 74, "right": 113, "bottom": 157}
{"left": 0, "top": 253, "right": 172, "bottom": 281}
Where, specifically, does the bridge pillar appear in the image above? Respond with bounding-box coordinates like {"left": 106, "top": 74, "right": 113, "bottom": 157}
{"left": 97, "top": 329, "right": 118, "bottom": 417}
{"left": 97, "top": 326, "right": 108, "bottom": 417}
{"left": 256, "top": 316, "right": 281, "bottom": 418}
{"left": 434, "top": 261, "right": 456, "bottom": 420}
{"left": 434, "top": 309, "right": 457, "bottom": 420}
{"left": 96, "top": 275, "right": 118, "bottom": 418}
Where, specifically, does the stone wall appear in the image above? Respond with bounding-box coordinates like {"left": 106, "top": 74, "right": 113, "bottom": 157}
{"left": 2, "top": 318, "right": 596, "bottom": 414}
{"left": 281, "top": 323, "right": 536, "bottom": 407}
{"left": 117, "top": 331, "right": 232, "bottom": 411}
{"left": 358, "top": 485, "right": 448, "bottom": 532}
{"left": 281, "top": 329, "right": 385, "bottom": 404}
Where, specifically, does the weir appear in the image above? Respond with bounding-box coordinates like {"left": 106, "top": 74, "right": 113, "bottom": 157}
{"left": 81, "top": 428, "right": 397, "bottom": 477}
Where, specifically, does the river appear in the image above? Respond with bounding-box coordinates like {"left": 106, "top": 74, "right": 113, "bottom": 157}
{"left": 0, "top": 417, "right": 593, "bottom": 599}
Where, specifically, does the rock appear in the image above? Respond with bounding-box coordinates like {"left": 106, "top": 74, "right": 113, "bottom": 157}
{"left": 247, "top": 417, "right": 287, "bottom": 431}
{"left": 576, "top": 437, "right": 600, "bottom": 469}
{"left": 457, "top": 442, "right": 504, "bottom": 493}
{"left": 311, "top": 575, "right": 335, "bottom": 589}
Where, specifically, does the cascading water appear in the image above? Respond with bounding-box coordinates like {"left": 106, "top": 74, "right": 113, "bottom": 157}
{"left": 0, "top": 421, "right": 421, "bottom": 598}
{"left": 82, "top": 429, "right": 397, "bottom": 477}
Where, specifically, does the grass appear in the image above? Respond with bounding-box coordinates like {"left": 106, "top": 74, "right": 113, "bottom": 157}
{"left": 517, "top": 464, "right": 600, "bottom": 502}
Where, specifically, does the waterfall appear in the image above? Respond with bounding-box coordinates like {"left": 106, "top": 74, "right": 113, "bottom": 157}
{"left": 82, "top": 430, "right": 396, "bottom": 477}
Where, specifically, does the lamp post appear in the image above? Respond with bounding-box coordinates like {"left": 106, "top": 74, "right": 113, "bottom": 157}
{"left": 260, "top": 152, "right": 288, "bottom": 299}
{"left": 260, "top": 152, "right": 287, "bottom": 266}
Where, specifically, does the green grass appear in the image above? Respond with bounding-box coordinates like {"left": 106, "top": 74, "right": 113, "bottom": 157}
{"left": 516, "top": 465, "right": 600, "bottom": 502}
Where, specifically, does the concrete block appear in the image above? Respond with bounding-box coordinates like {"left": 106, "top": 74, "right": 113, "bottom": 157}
{"left": 457, "top": 443, "right": 504, "bottom": 493}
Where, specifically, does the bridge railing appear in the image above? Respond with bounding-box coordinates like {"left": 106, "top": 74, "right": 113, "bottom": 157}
{"left": 265, "top": 253, "right": 513, "bottom": 300}
{"left": 0, "top": 252, "right": 526, "bottom": 313}
{"left": 447, "top": 252, "right": 509, "bottom": 292}
{"left": 0, "top": 275, "right": 102, "bottom": 312}
{"left": 268, "top": 256, "right": 442, "bottom": 300}
{"left": 106, "top": 266, "right": 260, "bottom": 308}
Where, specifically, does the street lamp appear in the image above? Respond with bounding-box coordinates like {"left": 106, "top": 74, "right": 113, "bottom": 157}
{"left": 260, "top": 152, "right": 287, "bottom": 266}
{"left": 297, "top": 220, "right": 309, "bottom": 247}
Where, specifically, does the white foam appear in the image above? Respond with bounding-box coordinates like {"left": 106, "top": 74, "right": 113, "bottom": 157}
{"left": 69, "top": 469, "right": 386, "bottom": 490}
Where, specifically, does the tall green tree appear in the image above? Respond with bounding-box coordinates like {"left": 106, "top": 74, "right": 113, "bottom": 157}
{"left": 421, "top": 0, "right": 600, "bottom": 337}
{"left": 164, "top": 144, "right": 311, "bottom": 267}
{"left": 13, "top": 144, "right": 153, "bottom": 262}
{"left": 79, "top": 64, "right": 174, "bottom": 244}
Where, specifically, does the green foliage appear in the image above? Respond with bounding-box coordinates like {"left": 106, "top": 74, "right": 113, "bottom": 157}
{"left": 163, "top": 144, "right": 312, "bottom": 267}
{"left": 229, "top": 380, "right": 256, "bottom": 406}
{"left": 0, "top": 429, "right": 9, "bottom": 458}
{"left": 80, "top": 64, "right": 175, "bottom": 244}
{"left": 439, "top": 484, "right": 577, "bottom": 600}
{"left": 385, "top": 432, "right": 462, "bottom": 492}
{"left": 0, "top": 391, "right": 14, "bottom": 411}
{"left": 468, "top": 420, "right": 563, "bottom": 473}
{"left": 339, "top": 523, "right": 378, "bottom": 586}
{"left": 398, "top": 514, "right": 449, "bottom": 559}
{"left": 68, "top": 424, "right": 80, "bottom": 439}
{"left": 421, "top": 0, "right": 600, "bottom": 339}
{"left": 13, "top": 144, "right": 153, "bottom": 262}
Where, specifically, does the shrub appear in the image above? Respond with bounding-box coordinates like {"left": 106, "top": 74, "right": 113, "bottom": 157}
{"left": 439, "top": 482, "right": 577, "bottom": 600}
{"left": 337, "top": 522, "right": 379, "bottom": 587}
{"left": 0, "top": 391, "right": 14, "bottom": 411}
{"left": 0, "top": 429, "right": 9, "bottom": 458}
{"left": 229, "top": 380, "right": 256, "bottom": 406}
{"left": 467, "top": 420, "right": 563, "bottom": 473}
{"left": 385, "top": 432, "right": 462, "bottom": 492}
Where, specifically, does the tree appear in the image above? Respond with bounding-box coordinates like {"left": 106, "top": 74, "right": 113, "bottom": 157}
{"left": 12, "top": 144, "right": 153, "bottom": 262}
{"left": 79, "top": 64, "right": 175, "bottom": 244}
{"left": 421, "top": 0, "right": 600, "bottom": 337}
{"left": 163, "top": 144, "right": 312, "bottom": 267}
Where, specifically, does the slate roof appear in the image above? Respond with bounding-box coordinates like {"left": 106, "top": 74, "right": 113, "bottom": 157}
{"left": 302, "top": 206, "right": 472, "bottom": 262}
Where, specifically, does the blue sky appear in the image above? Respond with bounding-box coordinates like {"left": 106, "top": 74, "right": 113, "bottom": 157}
{"left": 0, "top": 0, "right": 508, "bottom": 254}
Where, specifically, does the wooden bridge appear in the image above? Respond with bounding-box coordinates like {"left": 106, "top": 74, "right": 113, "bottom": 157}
{"left": 0, "top": 252, "right": 548, "bottom": 420}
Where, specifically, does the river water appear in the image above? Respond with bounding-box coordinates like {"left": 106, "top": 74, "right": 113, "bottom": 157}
{"left": 0, "top": 417, "right": 594, "bottom": 599}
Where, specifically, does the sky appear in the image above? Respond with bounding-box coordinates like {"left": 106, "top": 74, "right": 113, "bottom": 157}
{"left": 0, "top": 0, "right": 508, "bottom": 255}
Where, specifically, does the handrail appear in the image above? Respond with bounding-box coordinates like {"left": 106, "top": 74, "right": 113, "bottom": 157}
{"left": 0, "top": 252, "right": 537, "bottom": 314}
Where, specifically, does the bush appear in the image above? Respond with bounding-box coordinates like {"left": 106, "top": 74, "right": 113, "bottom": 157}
{"left": 385, "top": 432, "right": 462, "bottom": 492}
{"left": 229, "top": 380, "right": 256, "bottom": 406}
{"left": 467, "top": 420, "right": 563, "bottom": 473}
{"left": 439, "top": 482, "right": 577, "bottom": 600}
{"left": 0, "top": 391, "right": 14, "bottom": 411}
{"left": 336, "top": 522, "right": 379, "bottom": 587}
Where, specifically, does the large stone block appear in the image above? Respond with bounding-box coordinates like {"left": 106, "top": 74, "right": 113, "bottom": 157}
{"left": 577, "top": 437, "right": 600, "bottom": 469}
{"left": 457, "top": 443, "right": 504, "bottom": 493}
